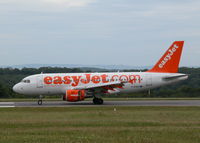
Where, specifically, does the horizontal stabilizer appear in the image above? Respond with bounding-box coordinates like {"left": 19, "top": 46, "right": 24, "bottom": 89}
{"left": 162, "top": 74, "right": 188, "bottom": 81}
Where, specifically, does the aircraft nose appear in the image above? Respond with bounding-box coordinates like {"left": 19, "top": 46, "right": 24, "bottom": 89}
{"left": 13, "top": 84, "right": 21, "bottom": 93}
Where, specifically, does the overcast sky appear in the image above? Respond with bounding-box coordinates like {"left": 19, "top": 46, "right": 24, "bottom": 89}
{"left": 0, "top": 0, "right": 200, "bottom": 67}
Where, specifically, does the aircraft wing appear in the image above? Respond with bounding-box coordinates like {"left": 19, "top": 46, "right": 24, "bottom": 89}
{"left": 72, "top": 81, "right": 126, "bottom": 91}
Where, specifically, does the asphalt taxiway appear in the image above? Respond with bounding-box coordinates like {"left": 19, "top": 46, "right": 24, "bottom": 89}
{"left": 1, "top": 100, "right": 200, "bottom": 107}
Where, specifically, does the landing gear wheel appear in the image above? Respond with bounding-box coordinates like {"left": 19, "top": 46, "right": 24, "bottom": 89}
{"left": 38, "top": 100, "right": 42, "bottom": 105}
{"left": 93, "top": 98, "right": 104, "bottom": 105}
{"left": 93, "top": 98, "right": 98, "bottom": 104}
{"left": 38, "top": 95, "right": 43, "bottom": 105}
{"left": 98, "top": 98, "right": 103, "bottom": 104}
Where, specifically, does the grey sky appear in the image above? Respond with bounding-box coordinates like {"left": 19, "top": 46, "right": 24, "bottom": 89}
{"left": 0, "top": 0, "right": 200, "bottom": 67}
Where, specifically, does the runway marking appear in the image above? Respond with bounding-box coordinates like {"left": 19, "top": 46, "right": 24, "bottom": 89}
{"left": 1, "top": 100, "right": 200, "bottom": 107}
{"left": 13, "top": 100, "right": 200, "bottom": 107}
{"left": 0, "top": 102, "right": 15, "bottom": 104}
{"left": 0, "top": 106, "right": 15, "bottom": 108}
{"left": 0, "top": 102, "right": 15, "bottom": 108}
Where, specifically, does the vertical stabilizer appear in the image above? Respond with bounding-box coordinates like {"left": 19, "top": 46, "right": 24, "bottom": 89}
{"left": 147, "top": 41, "right": 184, "bottom": 73}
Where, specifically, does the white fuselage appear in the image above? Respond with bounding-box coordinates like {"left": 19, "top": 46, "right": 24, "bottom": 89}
{"left": 13, "top": 72, "right": 188, "bottom": 96}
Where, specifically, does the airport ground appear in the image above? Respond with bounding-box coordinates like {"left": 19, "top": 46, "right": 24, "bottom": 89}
{"left": 1, "top": 98, "right": 200, "bottom": 107}
{"left": 0, "top": 98, "right": 200, "bottom": 143}
{"left": 1, "top": 97, "right": 200, "bottom": 102}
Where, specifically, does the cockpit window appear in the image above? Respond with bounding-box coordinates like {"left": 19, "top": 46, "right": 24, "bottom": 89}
{"left": 21, "top": 79, "right": 30, "bottom": 83}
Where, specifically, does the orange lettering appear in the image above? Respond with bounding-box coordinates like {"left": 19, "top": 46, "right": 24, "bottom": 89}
{"left": 53, "top": 76, "right": 63, "bottom": 84}
{"left": 81, "top": 74, "right": 91, "bottom": 84}
{"left": 44, "top": 76, "right": 52, "bottom": 84}
{"left": 63, "top": 76, "right": 71, "bottom": 84}
{"left": 101, "top": 74, "right": 109, "bottom": 83}
{"left": 119, "top": 75, "right": 128, "bottom": 81}
{"left": 71, "top": 76, "right": 82, "bottom": 87}
{"left": 129, "top": 75, "right": 141, "bottom": 84}
{"left": 92, "top": 75, "right": 100, "bottom": 84}
{"left": 111, "top": 75, "right": 119, "bottom": 81}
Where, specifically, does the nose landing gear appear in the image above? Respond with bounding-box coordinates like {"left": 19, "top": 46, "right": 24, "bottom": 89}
{"left": 38, "top": 95, "right": 43, "bottom": 105}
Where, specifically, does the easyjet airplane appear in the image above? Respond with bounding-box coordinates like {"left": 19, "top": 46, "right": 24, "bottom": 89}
{"left": 13, "top": 41, "right": 188, "bottom": 105}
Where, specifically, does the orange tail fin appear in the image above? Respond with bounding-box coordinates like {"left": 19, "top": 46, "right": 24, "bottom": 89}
{"left": 147, "top": 41, "right": 184, "bottom": 73}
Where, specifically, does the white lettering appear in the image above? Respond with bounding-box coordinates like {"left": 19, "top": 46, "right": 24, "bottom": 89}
{"left": 158, "top": 44, "right": 179, "bottom": 69}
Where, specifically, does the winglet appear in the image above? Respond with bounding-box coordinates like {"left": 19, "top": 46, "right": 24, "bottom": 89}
{"left": 147, "top": 41, "right": 184, "bottom": 73}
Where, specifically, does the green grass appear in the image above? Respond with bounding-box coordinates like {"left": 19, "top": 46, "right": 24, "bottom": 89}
{"left": 0, "top": 107, "right": 200, "bottom": 143}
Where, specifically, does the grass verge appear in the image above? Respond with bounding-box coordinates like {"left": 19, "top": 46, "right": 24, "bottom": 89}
{"left": 0, "top": 106, "right": 200, "bottom": 143}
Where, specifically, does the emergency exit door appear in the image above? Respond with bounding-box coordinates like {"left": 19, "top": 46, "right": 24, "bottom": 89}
{"left": 146, "top": 74, "right": 152, "bottom": 87}
{"left": 36, "top": 75, "right": 43, "bottom": 88}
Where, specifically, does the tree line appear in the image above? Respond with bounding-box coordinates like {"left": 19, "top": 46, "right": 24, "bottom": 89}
{"left": 0, "top": 67, "right": 199, "bottom": 98}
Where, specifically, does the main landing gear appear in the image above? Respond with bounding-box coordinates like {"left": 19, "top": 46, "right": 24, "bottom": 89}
{"left": 38, "top": 95, "right": 43, "bottom": 105}
{"left": 93, "top": 98, "right": 104, "bottom": 105}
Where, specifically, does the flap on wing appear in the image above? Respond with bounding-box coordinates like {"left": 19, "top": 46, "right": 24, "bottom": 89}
{"left": 73, "top": 81, "right": 125, "bottom": 90}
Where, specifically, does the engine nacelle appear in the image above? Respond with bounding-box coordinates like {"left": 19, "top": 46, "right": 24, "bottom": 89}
{"left": 63, "top": 90, "right": 86, "bottom": 102}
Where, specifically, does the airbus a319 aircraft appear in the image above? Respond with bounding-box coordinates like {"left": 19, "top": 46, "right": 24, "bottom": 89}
{"left": 13, "top": 41, "right": 188, "bottom": 105}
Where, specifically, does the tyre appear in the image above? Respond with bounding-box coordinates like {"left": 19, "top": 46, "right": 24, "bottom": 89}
{"left": 38, "top": 100, "right": 42, "bottom": 105}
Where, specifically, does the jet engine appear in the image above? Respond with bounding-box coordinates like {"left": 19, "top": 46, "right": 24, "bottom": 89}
{"left": 63, "top": 90, "right": 86, "bottom": 102}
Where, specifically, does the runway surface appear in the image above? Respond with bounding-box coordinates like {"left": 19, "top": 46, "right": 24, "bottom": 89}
{"left": 1, "top": 100, "right": 200, "bottom": 107}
